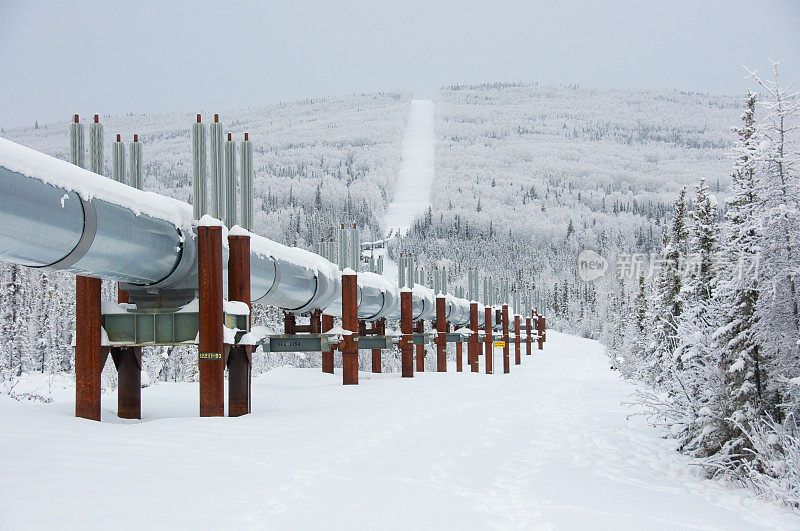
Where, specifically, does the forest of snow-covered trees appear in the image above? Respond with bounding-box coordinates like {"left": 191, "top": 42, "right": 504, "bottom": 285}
{"left": 397, "top": 81, "right": 741, "bottom": 334}
{"left": 611, "top": 64, "right": 800, "bottom": 507}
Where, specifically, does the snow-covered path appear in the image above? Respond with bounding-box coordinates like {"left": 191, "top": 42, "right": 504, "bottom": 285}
{"left": 1, "top": 332, "right": 796, "bottom": 530}
{"left": 384, "top": 99, "right": 435, "bottom": 237}
{"left": 375, "top": 99, "right": 435, "bottom": 282}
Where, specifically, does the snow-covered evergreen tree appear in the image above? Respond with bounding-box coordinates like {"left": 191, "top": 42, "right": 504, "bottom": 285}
{"left": 649, "top": 187, "right": 688, "bottom": 385}
{"left": 675, "top": 177, "right": 720, "bottom": 457}
{"left": 747, "top": 62, "right": 800, "bottom": 421}
{"left": 711, "top": 91, "right": 764, "bottom": 468}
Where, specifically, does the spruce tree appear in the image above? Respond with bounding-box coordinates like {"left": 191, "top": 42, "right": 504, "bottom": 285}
{"left": 676, "top": 177, "right": 720, "bottom": 457}
{"left": 747, "top": 62, "right": 800, "bottom": 420}
{"left": 712, "top": 91, "right": 763, "bottom": 467}
{"left": 649, "top": 187, "right": 688, "bottom": 385}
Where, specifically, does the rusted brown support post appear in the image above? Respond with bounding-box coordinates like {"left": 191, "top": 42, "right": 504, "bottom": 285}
{"left": 400, "top": 289, "right": 413, "bottom": 377}
{"left": 484, "top": 306, "right": 493, "bottom": 374}
{"left": 227, "top": 233, "right": 251, "bottom": 417}
{"left": 526, "top": 316, "right": 532, "bottom": 356}
{"left": 75, "top": 275, "right": 103, "bottom": 421}
{"left": 414, "top": 320, "right": 425, "bottom": 372}
{"left": 111, "top": 346, "right": 141, "bottom": 419}
{"left": 342, "top": 271, "right": 358, "bottom": 385}
{"left": 117, "top": 286, "right": 129, "bottom": 304}
{"left": 469, "top": 302, "right": 479, "bottom": 373}
{"left": 514, "top": 314, "right": 521, "bottom": 365}
{"left": 371, "top": 319, "right": 384, "bottom": 373}
{"left": 310, "top": 310, "right": 322, "bottom": 334}
{"left": 435, "top": 295, "right": 446, "bottom": 372}
{"left": 456, "top": 341, "right": 463, "bottom": 372}
{"left": 198, "top": 225, "right": 225, "bottom": 417}
{"left": 283, "top": 311, "right": 296, "bottom": 335}
{"left": 502, "top": 305, "right": 510, "bottom": 374}
{"left": 322, "top": 314, "right": 334, "bottom": 373}
{"left": 538, "top": 315, "right": 546, "bottom": 350}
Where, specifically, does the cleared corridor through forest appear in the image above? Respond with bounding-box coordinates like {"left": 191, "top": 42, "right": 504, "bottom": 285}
{"left": 378, "top": 99, "right": 435, "bottom": 282}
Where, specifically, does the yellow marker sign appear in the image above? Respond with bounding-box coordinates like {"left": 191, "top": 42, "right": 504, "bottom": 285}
{"left": 493, "top": 341, "right": 505, "bottom": 348}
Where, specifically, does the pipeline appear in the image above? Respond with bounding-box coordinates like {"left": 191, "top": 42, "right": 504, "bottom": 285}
{"left": 0, "top": 137, "right": 483, "bottom": 324}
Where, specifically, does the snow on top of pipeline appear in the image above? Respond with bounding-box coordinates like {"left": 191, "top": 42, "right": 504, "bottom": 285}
{"left": 357, "top": 270, "right": 397, "bottom": 293}
{"left": 249, "top": 231, "right": 338, "bottom": 284}
{"left": 411, "top": 283, "right": 434, "bottom": 302}
{"left": 0, "top": 137, "right": 193, "bottom": 230}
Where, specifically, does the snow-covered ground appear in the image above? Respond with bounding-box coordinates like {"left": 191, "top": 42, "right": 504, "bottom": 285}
{"left": 1, "top": 332, "right": 796, "bottom": 529}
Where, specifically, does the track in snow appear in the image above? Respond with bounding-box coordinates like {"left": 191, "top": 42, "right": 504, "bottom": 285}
{"left": 1, "top": 332, "right": 796, "bottom": 529}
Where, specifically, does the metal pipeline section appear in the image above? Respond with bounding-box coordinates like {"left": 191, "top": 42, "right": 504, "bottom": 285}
{"left": 324, "top": 271, "right": 399, "bottom": 321}
{"left": 0, "top": 138, "right": 339, "bottom": 312}
{"left": 0, "top": 139, "right": 193, "bottom": 288}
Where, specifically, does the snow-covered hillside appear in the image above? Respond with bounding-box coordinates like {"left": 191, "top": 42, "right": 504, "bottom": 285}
{"left": 0, "top": 332, "right": 795, "bottom": 529}
{"left": 398, "top": 83, "right": 742, "bottom": 335}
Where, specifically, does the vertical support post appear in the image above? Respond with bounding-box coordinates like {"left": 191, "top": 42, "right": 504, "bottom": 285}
{"left": 69, "top": 114, "right": 85, "bottom": 168}
{"left": 192, "top": 114, "right": 207, "bottom": 220}
{"left": 538, "top": 315, "right": 546, "bottom": 350}
{"left": 129, "top": 134, "right": 142, "bottom": 190}
{"left": 110, "top": 128, "right": 126, "bottom": 324}
{"left": 321, "top": 314, "right": 334, "bottom": 374}
{"left": 514, "top": 314, "right": 521, "bottom": 365}
{"left": 70, "top": 114, "right": 101, "bottom": 421}
{"left": 112, "top": 133, "right": 126, "bottom": 184}
{"left": 350, "top": 223, "right": 360, "bottom": 272}
{"left": 342, "top": 271, "right": 358, "bottom": 385}
{"left": 111, "top": 128, "right": 126, "bottom": 310}
{"left": 484, "top": 306, "right": 493, "bottom": 374}
{"left": 526, "top": 316, "right": 532, "bottom": 356}
{"left": 502, "top": 305, "right": 510, "bottom": 374}
{"left": 456, "top": 341, "right": 463, "bottom": 372}
{"left": 469, "top": 302, "right": 479, "bottom": 372}
{"left": 75, "top": 275, "right": 102, "bottom": 421}
{"left": 400, "top": 289, "right": 413, "bottom": 377}
{"left": 283, "top": 312, "right": 296, "bottom": 334}
{"left": 111, "top": 346, "right": 141, "bottom": 419}
{"left": 435, "top": 295, "right": 446, "bottom": 372}
{"left": 89, "top": 114, "right": 103, "bottom": 175}
{"left": 198, "top": 224, "right": 224, "bottom": 417}
{"left": 227, "top": 232, "right": 251, "bottom": 417}
{"left": 210, "top": 114, "right": 225, "bottom": 220}
{"left": 414, "top": 320, "right": 425, "bottom": 372}
{"left": 240, "top": 133, "right": 253, "bottom": 230}
{"left": 111, "top": 132, "right": 130, "bottom": 303}
{"left": 310, "top": 310, "right": 321, "bottom": 333}
{"left": 224, "top": 132, "right": 237, "bottom": 228}
{"left": 371, "top": 319, "right": 384, "bottom": 373}
{"left": 337, "top": 224, "right": 347, "bottom": 270}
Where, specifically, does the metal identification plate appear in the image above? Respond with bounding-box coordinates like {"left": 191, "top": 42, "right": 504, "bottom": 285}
{"left": 493, "top": 341, "right": 505, "bottom": 348}
{"left": 199, "top": 352, "right": 223, "bottom": 360}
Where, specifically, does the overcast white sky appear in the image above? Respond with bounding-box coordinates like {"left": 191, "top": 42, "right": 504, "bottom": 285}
{"left": 1, "top": 0, "right": 798, "bottom": 128}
